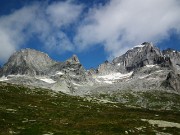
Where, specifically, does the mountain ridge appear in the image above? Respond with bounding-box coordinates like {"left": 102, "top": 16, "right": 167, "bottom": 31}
{"left": 0, "top": 42, "right": 180, "bottom": 94}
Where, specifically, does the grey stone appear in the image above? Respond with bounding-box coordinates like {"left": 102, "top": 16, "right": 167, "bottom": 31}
{"left": 0, "top": 42, "right": 180, "bottom": 94}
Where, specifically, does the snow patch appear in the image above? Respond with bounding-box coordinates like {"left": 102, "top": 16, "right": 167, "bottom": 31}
{"left": 43, "top": 132, "right": 54, "bottom": 135}
{"left": 139, "top": 75, "right": 149, "bottom": 79}
{"left": 141, "top": 119, "right": 180, "bottom": 128}
{"left": 0, "top": 76, "right": 9, "bottom": 81}
{"left": 39, "top": 78, "right": 56, "bottom": 84}
{"left": 155, "top": 70, "right": 163, "bottom": 73}
{"left": 134, "top": 44, "right": 145, "bottom": 48}
{"left": 146, "top": 65, "right": 156, "bottom": 68}
{"left": 94, "top": 78, "right": 101, "bottom": 83}
{"left": 97, "top": 72, "right": 133, "bottom": 80}
{"left": 55, "top": 71, "right": 64, "bottom": 75}
{"left": 139, "top": 70, "right": 163, "bottom": 79}
{"left": 94, "top": 72, "right": 133, "bottom": 84}
{"left": 98, "top": 99, "right": 117, "bottom": 103}
{"left": 104, "top": 80, "right": 113, "bottom": 84}
{"left": 7, "top": 74, "right": 25, "bottom": 78}
{"left": 72, "top": 82, "right": 83, "bottom": 86}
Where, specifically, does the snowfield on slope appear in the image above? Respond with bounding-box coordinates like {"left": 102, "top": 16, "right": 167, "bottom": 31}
{"left": 94, "top": 72, "right": 133, "bottom": 84}
{"left": 146, "top": 64, "right": 156, "bottom": 68}
{"left": 55, "top": 71, "right": 64, "bottom": 75}
{"left": 0, "top": 76, "right": 9, "bottom": 81}
{"left": 39, "top": 78, "right": 56, "bottom": 84}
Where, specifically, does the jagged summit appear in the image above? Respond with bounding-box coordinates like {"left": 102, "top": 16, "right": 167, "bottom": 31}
{"left": 132, "top": 42, "right": 153, "bottom": 48}
{"left": 112, "top": 42, "right": 167, "bottom": 71}
{"left": 66, "top": 54, "right": 80, "bottom": 64}
{"left": 0, "top": 43, "right": 180, "bottom": 93}
{"left": 96, "top": 42, "right": 165, "bottom": 75}
{"left": 94, "top": 42, "right": 176, "bottom": 76}
{"left": 141, "top": 42, "right": 153, "bottom": 45}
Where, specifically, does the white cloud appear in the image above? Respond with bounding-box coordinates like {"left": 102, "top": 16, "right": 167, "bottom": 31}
{"left": 0, "top": 30, "right": 16, "bottom": 62}
{"left": 75, "top": 0, "right": 180, "bottom": 58}
{"left": 0, "top": 1, "right": 83, "bottom": 63}
{"left": 1, "top": 0, "right": 180, "bottom": 63}
{"left": 45, "top": 31, "right": 74, "bottom": 53}
{"left": 46, "top": 1, "right": 83, "bottom": 28}
{"left": 0, "top": 5, "right": 38, "bottom": 62}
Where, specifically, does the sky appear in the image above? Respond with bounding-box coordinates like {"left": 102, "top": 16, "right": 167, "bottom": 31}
{"left": 0, "top": 0, "right": 180, "bottom": 69}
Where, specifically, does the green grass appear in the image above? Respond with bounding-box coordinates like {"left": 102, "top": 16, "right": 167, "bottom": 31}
{"left": 93, "top": 90, "right": 180, "bottom": 111}
{"left": 0, "top": 82, "right": 180, "bottom": 135}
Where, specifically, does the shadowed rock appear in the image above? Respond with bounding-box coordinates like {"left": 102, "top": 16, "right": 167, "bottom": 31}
{"left": 162, "top": 71, "right": 180, "bottom": 92}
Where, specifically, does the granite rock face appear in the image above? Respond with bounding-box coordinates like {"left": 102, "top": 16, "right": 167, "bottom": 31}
{"left": 162, "top": 71, "right": 180, "bottom": 92}
{"left": 112, "top": 42, "right": 171, "bottom": 71}
{"left": 66, "top": 54, "right": 80, "bottom": 64}
{"left": 93, "top": 42, "right": 179, "bottom": 93}
{"left": 0, "top": 49, "right": 89, "bottom": 93}
{"left": 162, "top": 49, "right": 180, "bottom": 72}
{"left": 97, "top": 61, "right": 117, "bottom": 75}
{"left": 0, "top": 49, "right": 56, "bottom": 76}
{"left": 96, "top": 42, "right": 172, "bottom": 75}
{"left": 0, "top": 42, "right": 180, "bottom": 94}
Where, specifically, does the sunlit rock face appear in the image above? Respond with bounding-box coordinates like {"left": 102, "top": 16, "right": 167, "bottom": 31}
{"left": 0, "top": 42, "right": 180, "bottom": 94}
{"left": 112, "top": 42, "right": 171, "bottom": 71}
{"left": 96, "top": 42, "right": 172, "bottom": 76}
{"left": 0, "top": 49, "right": 56, "bottom": 76}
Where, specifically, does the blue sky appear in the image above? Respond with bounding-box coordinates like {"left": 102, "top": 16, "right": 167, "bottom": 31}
{"left": 0, "top": 0, "right": 180, "bottom": 69}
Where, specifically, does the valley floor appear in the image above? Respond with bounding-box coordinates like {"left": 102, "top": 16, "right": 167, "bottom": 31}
{"left": 0, "top": 82, "right": 180, "bottom": 135}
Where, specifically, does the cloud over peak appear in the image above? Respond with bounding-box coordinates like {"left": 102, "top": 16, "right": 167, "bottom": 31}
{"left": 0, "top": 0, "right": 180, "bottom": 63}
{"left": 75, "top": 0, "right": 180, "bottom": 58}
{"left": 0, "top": 1, "right": 83, "bottom": 62}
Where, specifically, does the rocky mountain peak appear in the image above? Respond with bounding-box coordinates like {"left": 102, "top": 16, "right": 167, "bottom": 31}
{"left": 0, "top": 48, "right": 56, "bottom": 76}
{"left": 141, "top": 42, "right": 153, "bottom": 45}
{"left": 8, "top": 48, "right": 54, "bottom": 63}
{"left": 96, "top": 42, "right": 173, "bottom": 76}
{"left": 0, "top": 42, "right": 179, "bottom": 94}
{"left": 112, "top": 42, "right": 166, "bottom": 71}
{"left": 66, "top": 54, "right": 80, "bottom": 64}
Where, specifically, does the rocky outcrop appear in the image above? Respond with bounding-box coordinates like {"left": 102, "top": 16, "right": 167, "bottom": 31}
{"left": 0, "top": 49, "right": 89, "bottom": 93}
{"left": 0, "top": 49, "right": 56, "bottom": 76}
{"left": 0, "top": 42, "right": 180, "bottom": 94}
{"left": 88, "top": 68, "right": 97, "bottom": 76}
{"left": 63, "top": 55, "right": 88, "bottom": 83}
{"left": 112, "top": 42, "right": 171, "bottom": 71}
{"left": 97, "top": 60, "right": 117, "bottom": 75}
{"left": 97, "top": 42, "right": 172, "bottom": 75}
{"left": 93, "top": 42, "right": 180, "bottom": 92}
{"left": 66, "top": 54, "right": 80, "bottom": 65}
{"left": 163, "top": 49, "right": 180, "bottom": 72}
{"left": 162, "top": 71, "right": 180, "bottom": 92}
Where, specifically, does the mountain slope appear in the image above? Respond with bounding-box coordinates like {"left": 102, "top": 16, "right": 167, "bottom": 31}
{"left": 0, "top": 82, "right": 180, "bottom": 135}
{"left": 97, "top": 42, "right": 172, "bottom": 75}
{"left": 0, "top": 42, "right": 180, "bottom": 94}
{"left": 90, "top": 42, "right": 180, "bottom": 93}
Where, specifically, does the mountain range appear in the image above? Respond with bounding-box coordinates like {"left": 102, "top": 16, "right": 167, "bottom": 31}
{"left": 0, "top": 42, "right": 180, "bottom": 95}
